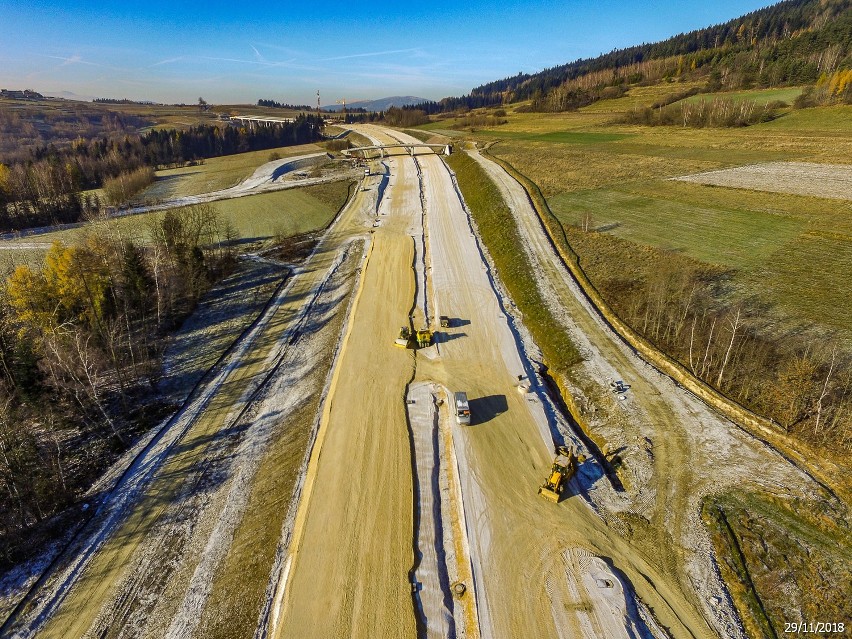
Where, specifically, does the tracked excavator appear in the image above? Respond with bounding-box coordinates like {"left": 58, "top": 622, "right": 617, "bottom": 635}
{"left": 538, "top": 446, "right": 582, "bottom": 503}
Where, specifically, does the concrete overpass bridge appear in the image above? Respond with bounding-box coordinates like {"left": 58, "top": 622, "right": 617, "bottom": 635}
{"left": 227, "top": 115, "right": 298, "bottom": 129}
{"left": 343, "top": 143, "right": 452, "bottom": 158}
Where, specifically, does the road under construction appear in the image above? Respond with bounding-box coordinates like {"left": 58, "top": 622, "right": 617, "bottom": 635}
{"left": 0, "top": 125, "right": 828, "bottom": 639}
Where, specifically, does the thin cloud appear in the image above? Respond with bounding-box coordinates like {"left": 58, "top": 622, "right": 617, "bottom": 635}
{"left": 39, "top": 53, "right": 131, "bottom": 73}
{"left": 198, "top": 55, "right": 312, "bottom": 71}
{"left": 150, "top": 56, "right": 185, "bottom": 67}
{"left": 320, "top": 47, "right": 422, "bottom": 62}
{"left": 252, "top": 42, "right": 309, "bottom": 58}
{"left": 43, "top": 54, "right": 100, "bottom": 67}
{"left": 249, "top": 44, "right": 265, "bottom": 62}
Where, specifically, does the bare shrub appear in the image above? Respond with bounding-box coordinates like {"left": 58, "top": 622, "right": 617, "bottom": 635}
{"left": 102, "top": 166, "right": 156, "bottom": 206}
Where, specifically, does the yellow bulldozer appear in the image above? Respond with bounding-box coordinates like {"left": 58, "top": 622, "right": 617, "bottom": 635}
{"left": 538, "top": 446, "right": 581, "bottom": 503}
{"left": 394, "top": 326, "right": 412, "bottom": 348}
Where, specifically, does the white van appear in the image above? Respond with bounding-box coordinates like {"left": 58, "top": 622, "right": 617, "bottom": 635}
{"left": 454, "top": 392, "right": 471, "bottom": 425}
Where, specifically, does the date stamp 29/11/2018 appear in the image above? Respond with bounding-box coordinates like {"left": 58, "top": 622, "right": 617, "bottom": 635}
{"left": 783, "top": 621, "right": 846, "bottom": 634}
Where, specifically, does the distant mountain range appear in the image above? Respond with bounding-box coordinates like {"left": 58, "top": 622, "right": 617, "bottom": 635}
{"left": 322, "top": 96, "right": 428, "bottom": 112}
{"left": 43, "top": 90, "right": 97, "bottom": 102}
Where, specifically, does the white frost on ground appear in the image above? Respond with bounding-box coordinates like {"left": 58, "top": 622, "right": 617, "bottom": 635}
{"left": 672, "top": 161, "right": 852, "bottom": 200}
{"left": 164, "top": 240, "right": 362, "bottom": 639}
{"left": 1, "top": 169, "right": 372, "bottom": 639}
{"left": 4, "top": 260, "right": 309, "bottom": 637}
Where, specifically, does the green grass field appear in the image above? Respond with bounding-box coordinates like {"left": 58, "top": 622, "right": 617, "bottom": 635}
{"left": 757, "top": 104, "right": 852, "bottom": 134}
{"left": 680, "top": 86, "right": 804, "bottom": 106}
{"left": 548, "top": 179, "right": 852, "bottom": 336}
{"left": 138, "top": 143, "right": 324, "bottom": 201}
{"left": 483, "top": 130, "right": 633, "bottom": 144}
{"left": 0, "top": 181, "right": 352, "bottom": 270}
{"left": 212, "top": 182, "right": 351, "bottom": 240}
{"left": 549, "top": 184, "right": 807, "bottom": 269}
{"left": 581, "top": 82, "right": 708, "bottom": 113}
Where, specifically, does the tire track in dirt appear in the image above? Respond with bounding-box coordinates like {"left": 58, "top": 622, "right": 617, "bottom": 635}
{"left": 374, "top": 129, "right": 663, "bottom": 639}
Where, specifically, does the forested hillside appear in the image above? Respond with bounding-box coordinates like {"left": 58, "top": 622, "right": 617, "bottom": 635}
{"left": 419, "top": 0, "right": 852, "bottom": 112}
{"left": 0, "top": 102, "right": 150, "bottom": 164}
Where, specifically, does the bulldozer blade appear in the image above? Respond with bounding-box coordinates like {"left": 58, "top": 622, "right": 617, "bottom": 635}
{"left": 538, "top": 487, "right": 561, "bottom": 503}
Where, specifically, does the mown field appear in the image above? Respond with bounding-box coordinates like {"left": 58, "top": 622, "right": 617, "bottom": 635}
{"left": 680, "top": 86, "right": 804, "bottom": 106}
{"left": 0, "top": 181, "right": 352, "bottom": 271}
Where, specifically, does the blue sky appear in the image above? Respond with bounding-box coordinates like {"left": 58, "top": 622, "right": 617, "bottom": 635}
{"left": 0, "top": 0, "right": 775, "bottom": 104}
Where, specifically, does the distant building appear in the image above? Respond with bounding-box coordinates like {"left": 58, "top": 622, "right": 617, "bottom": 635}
{"left": 0, "top": 89, "right": 45, "bottom": 100}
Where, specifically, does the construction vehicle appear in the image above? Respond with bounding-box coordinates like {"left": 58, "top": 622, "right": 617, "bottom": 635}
{"left": 395, "top": 326, "right": 412, "bottom": 348}
{"left": 415, "top": 328, "right": 433, "bottom": 348}
{"left": 454, "top": 392, "right": 471, "bottom": 425}
{"left": 610, "top": 380, "right": 628, "bottom": 393}
{"left": 439, "top": 315, "right": 450, "bottom": 328}
{"left": 394, "top": 322, "right": 433, "bottom": 349}
{"left": 538, "top": 446, "right": 580, "bottom": 502}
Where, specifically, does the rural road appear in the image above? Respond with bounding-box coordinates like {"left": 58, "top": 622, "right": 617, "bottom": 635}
{"left": 0, "top": 125, "right": 829, "bottom": 639}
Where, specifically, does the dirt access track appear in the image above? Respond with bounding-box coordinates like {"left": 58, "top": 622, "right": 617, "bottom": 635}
{"left": 0, "top": 126, "right": 832, "bottom": 639}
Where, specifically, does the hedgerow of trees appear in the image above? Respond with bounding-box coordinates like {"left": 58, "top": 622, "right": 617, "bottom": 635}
{"left": 382, "top": 107, "right": 430, "bottom": 127}
{"left": 621, "top": 97, "right": 786, "bottom": 127}
{"left": 257, "top": 99, "right": 315, "bottom": 110}
{"left": 569, "top": 229, "right": 852, "bottom": 453}
{"left": 102, "top": 167, "right": 156, "bottom": 206}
